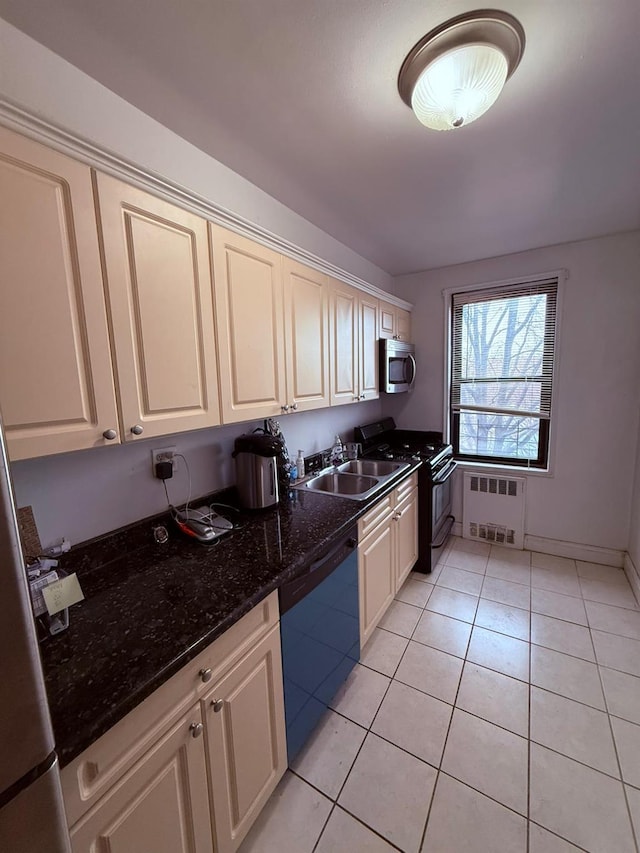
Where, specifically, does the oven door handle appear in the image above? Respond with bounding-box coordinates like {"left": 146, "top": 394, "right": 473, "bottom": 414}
{"left": 432, "top": 515, "right": 455, "bottom": 549}
{"left": 432, "top": 460, "right": 457, "bottom": 484}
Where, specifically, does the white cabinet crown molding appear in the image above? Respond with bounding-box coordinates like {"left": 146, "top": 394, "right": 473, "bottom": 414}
{"left": 0, "top": 96, "right": 413, "bottom": 311}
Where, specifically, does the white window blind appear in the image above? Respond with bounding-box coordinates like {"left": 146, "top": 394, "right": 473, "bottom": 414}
{"left": 450, "top": 277, "right": 558, "bottom": 466}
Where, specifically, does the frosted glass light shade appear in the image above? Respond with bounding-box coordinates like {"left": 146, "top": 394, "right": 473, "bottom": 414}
{"left": 411, "top": 44, "right": 509, "bottom": 131}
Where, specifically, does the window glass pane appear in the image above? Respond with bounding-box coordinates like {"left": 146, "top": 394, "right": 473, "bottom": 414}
{"left": 460, "top": 294, "right": 547, "bottom": 381}
{"left": 460, "top": 380, "right": 542, "bottom": 412}
{"left": 459, "top": 411, "right": 540, "bottom": 459}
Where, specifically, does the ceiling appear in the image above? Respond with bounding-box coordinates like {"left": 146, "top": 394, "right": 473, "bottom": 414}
{"left": 1, "top": 0, "right": 639, "bottom": 276}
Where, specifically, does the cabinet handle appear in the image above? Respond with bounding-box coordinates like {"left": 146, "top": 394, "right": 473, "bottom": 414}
{"left": 281, "top": 404, "right": 289, "bottom": 413}
{"left": 189, "top": 722, "right": 203, "bottom": 738}
{"left": 199, "top": 668, "right": 212, "bottom": 683}
{"left": 291, "top": 402, "right": 298, "bottom": 411}
{"left": 360, "top": 393, "right": 366, "bottom": 400}
{"left": 210, "top": 698, "right": 224, "bottom": 713}
{"left": 102, "top": 429, "right": 117, "bottom": 440}
{"left": 131, "top": 424, "right": 144, "bottom": 435}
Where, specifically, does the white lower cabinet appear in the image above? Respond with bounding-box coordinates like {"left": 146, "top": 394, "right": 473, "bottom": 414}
{"left": 62, "top": 592, "right": 286, "bottom": 853}
{"left": 68, "top": 706, "right": 214, "bottom": 853}
{"left": 358, "top": 473, "right": 419, "bottom": 648}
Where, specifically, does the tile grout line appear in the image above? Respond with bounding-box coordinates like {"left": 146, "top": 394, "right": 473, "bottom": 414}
{"left": 590, "top": 619, "right": 640, "bottom": 853}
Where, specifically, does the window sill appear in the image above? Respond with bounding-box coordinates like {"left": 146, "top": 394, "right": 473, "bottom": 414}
{"left": 453, "top": 459, "right": 554, "bottom": 478}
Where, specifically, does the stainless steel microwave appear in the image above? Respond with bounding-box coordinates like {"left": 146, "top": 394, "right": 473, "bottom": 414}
{"left": 379, "top": 339, "right": 416, "bottom": 393}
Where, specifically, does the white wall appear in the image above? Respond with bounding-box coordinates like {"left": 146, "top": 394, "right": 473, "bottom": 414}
{"left": 628, "top": 412, "right": 640, "bottom": 574}
{"left": 393, "top": 231, "right": 640, "bottom": 554}
{"left": 11, "top": 400, "right": 382, "bottom": 548}
{"left": 0, "top": 18, "right": 392, "bottom": 292}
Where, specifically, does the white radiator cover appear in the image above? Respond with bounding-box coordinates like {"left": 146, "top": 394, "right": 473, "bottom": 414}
{"left": 462, "top": 472, "right": 526, "bottom": 549}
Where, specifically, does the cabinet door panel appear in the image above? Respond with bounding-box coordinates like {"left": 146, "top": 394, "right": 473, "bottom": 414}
{"left": 0, "top": 127, "right": 118, "bottom": 459}
{"left": 396, "top": 308, "right": 412, "bottom": 342}
{"left": 359, "top": 295, "right": 379, "bottom": 400}
{"left": 284, "top": 259, "right": 330, "bottom": 411}
{"left": 329, "top": 281, "right": 358, "bottom": 405}
{"left": 96, "top": 174, "right": 220, "bottom": 439}
{"left": 395, "top": 489, "right": 419, "bottom": 590}
{"left": 379, "top": 303, "right": 395, "bottom": 340}
{"left": 204, "top": 625, "right": 286, "bottom": 853}
{"left": 211, "top": 226, "right": 285, "bottom": 423}
{"left": 358, "top": 521, "right": 395, "bottom": 648}
{"left": 70, "top": 709, "right": 213, "bottom": 853}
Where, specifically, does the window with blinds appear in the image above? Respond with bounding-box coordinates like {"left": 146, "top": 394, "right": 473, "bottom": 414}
{"left": 450, "top": 277, "right": 558, "bottom": 468}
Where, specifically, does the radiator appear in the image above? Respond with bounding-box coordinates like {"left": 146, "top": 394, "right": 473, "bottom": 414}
{"left": 462, "top": 472, "right": 526, "bottom": 549}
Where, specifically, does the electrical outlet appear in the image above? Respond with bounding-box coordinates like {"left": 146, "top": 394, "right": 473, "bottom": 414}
{"left": 151, "top": 446, "right": 178, "bottom": 475}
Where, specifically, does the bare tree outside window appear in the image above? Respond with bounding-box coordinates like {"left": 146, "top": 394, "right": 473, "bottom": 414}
{"left": 450, "top": 280, "right": 557, "bottom": 468}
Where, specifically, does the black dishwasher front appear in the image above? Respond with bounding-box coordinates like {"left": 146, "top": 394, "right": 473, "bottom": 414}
{"left": 279, "top": 526, "right": 359, "bottom": 764}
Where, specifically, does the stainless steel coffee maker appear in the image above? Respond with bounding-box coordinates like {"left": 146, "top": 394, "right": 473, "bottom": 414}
{"left": 233, "top": 434, "right": 281, "bottom": 509}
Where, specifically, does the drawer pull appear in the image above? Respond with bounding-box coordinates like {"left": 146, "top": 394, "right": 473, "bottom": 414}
{"left": 189, "top": 722, "right": 203, "bottom": 738}
{"left": 211, "top": 699, "right": 224, "bottom": 713}
{"left": 102, "top": 429, "right": 117, "bottom": 440}
{"left": 199, "top": 668, "right": 212, "bottom": 683}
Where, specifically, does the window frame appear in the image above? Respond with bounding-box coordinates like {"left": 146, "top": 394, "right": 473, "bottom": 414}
{"left": 444, "top": 271, "right": 564, "bottom": 472}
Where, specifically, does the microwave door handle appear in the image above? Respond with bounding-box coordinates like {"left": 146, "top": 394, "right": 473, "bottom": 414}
{"left": 405, "top": 353, "right": 417, "bottom": 387}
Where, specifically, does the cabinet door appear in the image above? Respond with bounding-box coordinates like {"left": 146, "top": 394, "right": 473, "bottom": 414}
{"left": 358, "top": 520, "right": 395, "bottom": 648}
{"left": 359, "top": 294, "right": 379, "bottom": 400}
{"left": 95, "top": 174, "right": 220, "bottom": 440}
{"left": 69, "top": 708, "right": 213, "bottom": 853}
{"left": 211, "top": 226, "right": 286, "bottom": 423}
{"left": 378, "top": 302, "right": 395, "bottom": 340}
{"left": 329, "top": 279, "right": 359, "bottom": 406}
{"left": 395, "top": 488, "right": 419, "bottom": 590}
{"left": 283, "top": 259, "right": 330, "bottom": 412}
{"left": 395, "top": 308, "right": 412, "bottom": 342}
{"left": 203, "top": 625, "right": 286, "bottom": 853}
{"left": 0, "top": 127, "right": 119, "bottom": 460}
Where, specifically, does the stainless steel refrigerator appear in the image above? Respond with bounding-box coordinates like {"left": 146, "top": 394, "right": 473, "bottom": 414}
{"left": 0, "top": 414, "right": 71, "bottom": 852}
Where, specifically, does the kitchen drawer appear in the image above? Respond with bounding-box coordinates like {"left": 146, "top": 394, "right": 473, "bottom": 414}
{"left": 62, "top": 591, "right": 279, "bottom": 825}
{"left": 394, "top": 472, "right": 418, "bottom": 504}
{"left": 358, "top": 493, "right": 393, "bottom": 539}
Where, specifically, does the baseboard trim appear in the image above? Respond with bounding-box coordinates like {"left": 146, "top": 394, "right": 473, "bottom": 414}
{"left": 523, "top": 535, "right": 624, "bottom": 567}
{"left": 454, "top": 521, "right": 625, "bottom": 567}
{"left": 624, "top": 553, "right": 640, "bottom": 604}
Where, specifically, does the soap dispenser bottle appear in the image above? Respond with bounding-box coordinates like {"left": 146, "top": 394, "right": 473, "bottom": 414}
{"left": 296, "top": 450, "right": 305, "bottom": 479}
{"left": 330, "top": 434, "right": 344, "bottom": 466}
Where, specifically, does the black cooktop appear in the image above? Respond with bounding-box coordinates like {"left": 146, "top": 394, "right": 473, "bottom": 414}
{"left": 354, "top": 418, "right": 449, "bottom": 463}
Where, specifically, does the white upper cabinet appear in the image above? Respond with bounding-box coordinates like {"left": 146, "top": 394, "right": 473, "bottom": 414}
{"left": 379, "top": 300, "right": 412, "bottom": 341}
{"left": 329, "top": 279, "right": 359, "bottom": 406}
{"left": 283, "top": 258, "right": 330, "bottom": 412}
{"left": 359, "top": 293, "right": 379, "bottom": 401}
{"left": 211, "top": 225, "right": 286, "bottom": 423}
{"left": 95, "top": 174, "right": 221, "bottom": 440}
{"left": 0, "top": 126, "right": 119, "bottom": 460}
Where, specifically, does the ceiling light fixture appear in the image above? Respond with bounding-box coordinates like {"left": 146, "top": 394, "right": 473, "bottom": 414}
{"left": 398, "top": 9, "right": 525, "bottom": 131}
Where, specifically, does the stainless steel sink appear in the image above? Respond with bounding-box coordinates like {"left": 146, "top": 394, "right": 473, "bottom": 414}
{"left": 292, "top": 459, "right": 411, "bottom": 500}
{"left": 338, "top": 459, "right": 405, "bottom": 477}
{"left": 305, "top": 472, "right": 378, "bottom": 495}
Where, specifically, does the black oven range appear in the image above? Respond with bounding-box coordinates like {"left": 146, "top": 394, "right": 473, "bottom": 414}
{"left": 354, "top": 418, "right": 456, "bottom": 573}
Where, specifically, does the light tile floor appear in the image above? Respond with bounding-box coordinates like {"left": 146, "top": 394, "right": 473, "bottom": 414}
{"left": 240, "top": 537, "right": 640, "bottom": 853}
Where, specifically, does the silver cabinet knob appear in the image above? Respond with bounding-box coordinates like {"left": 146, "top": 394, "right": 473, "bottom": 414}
{"left": 352, "top": 395, "right": 359, "bottom": 402}
{"left": 199, "top": 668, "right": 212, "bottom": 683}
{"left": 281, "top": 404, "right": 289, "bottom": 413}
{"left": 131, "top": 424, "right": 144, "bottom": 435}
{"left": 360, "top": 393, "right": 366, "bottom": 400}
{"left": 189, "top": 722, "right": 203, "bottom": 738}
{"left": 210, "top": 698, "right": 224, "bottom": 713}
{"left": 291, "top": 402, "right": 298, "bottom": 411}
{"left": 102, "top": 429, "right": 117, "bottom": 440}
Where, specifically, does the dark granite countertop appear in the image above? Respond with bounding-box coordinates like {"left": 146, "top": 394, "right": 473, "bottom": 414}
{"left": 40, "top": 463, "right": 421, "bottom": 766}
